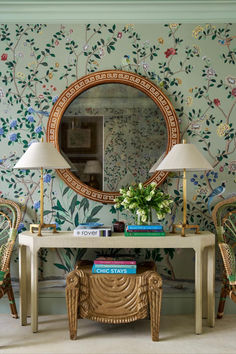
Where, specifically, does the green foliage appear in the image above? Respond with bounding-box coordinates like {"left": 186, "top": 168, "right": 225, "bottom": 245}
{"left": 114, "top": 182, "right": 173, "bottom": 223}
{"left": 54, "top": 248, "right": 87, "bottom": 273}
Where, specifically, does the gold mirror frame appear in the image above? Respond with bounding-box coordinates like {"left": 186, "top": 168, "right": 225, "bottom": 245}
{"left": 46, "top": 70, "right": 180, "bottom": 204}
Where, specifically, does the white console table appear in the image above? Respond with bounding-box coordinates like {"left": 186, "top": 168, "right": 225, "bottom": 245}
{"left": 19, "top": 231, "right": 215, "bottom": 334}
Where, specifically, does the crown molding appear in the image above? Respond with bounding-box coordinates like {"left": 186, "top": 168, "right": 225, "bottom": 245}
{"left": 0, "top": 1, "right": 236, "bottom": 23}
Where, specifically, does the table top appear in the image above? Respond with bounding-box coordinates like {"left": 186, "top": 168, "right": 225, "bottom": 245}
{"left": 19, "top": 230, "right": 215, "bottom": 251}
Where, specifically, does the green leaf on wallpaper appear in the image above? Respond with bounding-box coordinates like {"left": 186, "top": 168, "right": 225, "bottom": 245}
{"left": 89, "top": 205, "right": 103, "bottom": 218}
{"left": 151, "top": 249, "right": 163, "bottom": 262}
{"left": 74, "top": 212, "right": 79, "bottom": 227}
{"left": 62, "top": 186, "right": 70, "bottom": 196}
{"left": 75, "top": 248, "right": 87, "bottom": 263}
{"left": 80, "top": 198, "right": 89, "bottom": 214}
{"left": 54, "top": 263, "right": 69, "bottom": 272}
{"left": 43, "top": 210, "right": 52, "bottom": 216}
{"left": 57, "top": 214, "right": 73, "bottom": 224}
{"left": 86, "top": 217, "right": 100, "bottom": 223}
{"left": 69, "top": 194, "right": 79, "bottom": 216}
{"left": 53, "top": 200, "right": 67, "bottom": 213}
{"left": 109, "top": 206, "right": 117, "bottom": 214}
{"left": 63, "top": 253, "right": 72, "bottom": 270}
{"left": 67, "top": 188, "right": 75, "bottom": 201}
{"left": 145, "top": 249, "right": 151, "bottom": 259}
{"left": 174, "top": 190, "right": 180, "bottom": 195}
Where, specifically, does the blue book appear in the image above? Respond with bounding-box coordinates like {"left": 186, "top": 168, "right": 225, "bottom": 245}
{"left": 92, "top": 265, "right": 136, "bottom": 274}
{"left": 127, "top": 224, "right": 163, "bottom": 230}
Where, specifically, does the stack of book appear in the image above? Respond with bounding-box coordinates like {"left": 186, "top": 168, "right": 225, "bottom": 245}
{"left": 125, "top": 224, "right": 165, "bottom": 237}
{"left": 92, "top": 260, "right": 137, "bottom": 274}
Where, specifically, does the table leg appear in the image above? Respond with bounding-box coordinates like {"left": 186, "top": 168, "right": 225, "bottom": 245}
{"left": 207, "top": 245, "right": 215, "bottom": 327}
{"left": 195, "top": 247, "right": 203, "bottom": 334}
{"left": 30, "top": 248, "right": 38, "bottom": 333}
{"left": 19, "top": 245, "right": 27, "bottom": 326}
{"left": 202, "top": 248, "right": 208, "bottom": 319}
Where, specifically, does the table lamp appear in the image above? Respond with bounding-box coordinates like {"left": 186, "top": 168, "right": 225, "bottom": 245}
{"left": 156, "top": 140, "right": 213, "bottom": 236}
{"left": 14, "top": 139, "right": 70, "bottom": 236}
{"left": 84, "top": 160, "right": 102, "bottom": 189}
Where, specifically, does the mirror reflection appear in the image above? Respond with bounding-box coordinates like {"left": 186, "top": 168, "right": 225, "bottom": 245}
{"left": 59, "top": 83, "right": 168, "bottom": 192}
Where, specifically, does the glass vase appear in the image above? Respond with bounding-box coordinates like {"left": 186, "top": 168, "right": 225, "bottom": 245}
{"left": 135, "top": 208, "right": 152, "bottom": 225}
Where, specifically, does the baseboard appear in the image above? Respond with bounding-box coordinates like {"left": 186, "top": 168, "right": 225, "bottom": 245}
{"left": 1, "top": 294, "right": 236, "bottom": 316}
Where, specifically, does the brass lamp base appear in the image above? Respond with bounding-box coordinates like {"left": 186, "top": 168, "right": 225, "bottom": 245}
{"left": 172, "top": 224, "right": 200, "bottom": 237}
{"left": 30, "top": 223, "right": 57, "bottom": 237}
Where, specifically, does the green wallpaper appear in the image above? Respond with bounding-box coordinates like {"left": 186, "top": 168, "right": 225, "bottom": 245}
{"left": 0, "top": 23, "right": 235, "bottom": 282}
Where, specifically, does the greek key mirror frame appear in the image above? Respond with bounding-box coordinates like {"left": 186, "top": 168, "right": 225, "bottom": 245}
{"left": 46, "top": 70, "right": 180, "bottom": 204}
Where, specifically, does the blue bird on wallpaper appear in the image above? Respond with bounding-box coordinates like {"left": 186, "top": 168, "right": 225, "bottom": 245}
{"left": 207, "top": 181, "right": 226, "bottom": 213}
{"left": 34, "top": 109, "right": 49, "bottom": 117}
{"left": 27, "top": 106, "right": 49, "bottom": 117}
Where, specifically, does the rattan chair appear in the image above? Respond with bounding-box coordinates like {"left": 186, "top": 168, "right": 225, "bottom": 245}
{"left": 212, "top": 196, "right": 236, "bottom": 319}
{"left": 0, "top": 198, "right": 21, "bottom": 318}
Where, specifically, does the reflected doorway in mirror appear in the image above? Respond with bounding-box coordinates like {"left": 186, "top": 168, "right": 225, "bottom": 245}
{"left": 61, "top": 117, "right": 99, "bottom": 154}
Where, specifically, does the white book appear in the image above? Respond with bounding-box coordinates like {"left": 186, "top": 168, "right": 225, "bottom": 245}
{"left": 73, "top": 227, "right": 112, "bottom": 237}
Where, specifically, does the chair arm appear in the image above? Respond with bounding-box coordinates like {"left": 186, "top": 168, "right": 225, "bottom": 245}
{"left": 216, "top": 226, "right": 225, "bottom": 243}
{"left": 229, "top": 285, "right": 236, "bottom": 303}
{"left": 0, "top": 269, "right": 9, "bottom": 285}
{"left": 0, "top": 240, "right": 14, "bottom": 272}
{"left": 9, "top": 228, "right": 17, "bottom": 242}
{"left": 219, "top": 243, "right": 236, "bottom": 286}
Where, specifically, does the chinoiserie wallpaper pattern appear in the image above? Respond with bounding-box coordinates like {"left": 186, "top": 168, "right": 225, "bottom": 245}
{"left": 0, "top": 23, "right": 235, "bottom": 282}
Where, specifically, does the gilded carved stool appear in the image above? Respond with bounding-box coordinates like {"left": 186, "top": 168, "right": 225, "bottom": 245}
{"left": 66, "top": 261, "right": 162, "bottom": 341}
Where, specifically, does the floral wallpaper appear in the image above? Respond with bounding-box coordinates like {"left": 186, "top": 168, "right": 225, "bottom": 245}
{"left": 0, "top": 23, "right": 235, "bottom": 283}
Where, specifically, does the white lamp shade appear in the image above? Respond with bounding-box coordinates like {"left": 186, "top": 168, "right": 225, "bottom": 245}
{"left": 156, "top": 143, "right": 213, "bottom": 172}
{"left": 14, "top": 141, "right": 71, "bottom": 169}
{"left": 84, "top": 160, "right": 102, "bottom": 174}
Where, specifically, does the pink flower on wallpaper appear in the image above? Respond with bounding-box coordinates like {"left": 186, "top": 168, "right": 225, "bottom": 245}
{"left": 55, "top": 40, "right": 59, "bottom": 46}
{"left": 219, "top": 166, "right": 224, "bottom": 172}
{"left": 232, "top": 87, "right": 236, "bottom": 97}
{"left": 117, "top": 32, "right": 122, "bottom": 39}
{"left": 213, "top": 98, "right": 221, "bottom": 106}
{"left": 164, "top": 48, "right": 176, "bottom": 58}
{"left": 1, "top": 53, "right": 7, "bottom": 61}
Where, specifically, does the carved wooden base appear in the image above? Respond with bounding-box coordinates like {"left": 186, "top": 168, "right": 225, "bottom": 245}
{"left": 148, "top": 271, "right": 162, "bottom": 341}
{"left": 172, "top": 223, "right": 200, "bottom": 237}
{"left": 30, "top": 223, "right": 57, "bottom": 237}
{"left": 66, "top": 261, "right": 162, "bottom": 341}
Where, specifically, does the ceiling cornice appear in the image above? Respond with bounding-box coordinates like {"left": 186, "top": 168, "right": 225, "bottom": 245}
{"left": 0, "top": 1, "right": 236, "bottom": 23}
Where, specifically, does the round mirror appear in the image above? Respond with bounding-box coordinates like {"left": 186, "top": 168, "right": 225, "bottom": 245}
{"left": 47, "top": 70, "right": 180, "bottom": 203}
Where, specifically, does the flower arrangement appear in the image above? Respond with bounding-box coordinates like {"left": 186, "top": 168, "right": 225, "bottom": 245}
{"left": 114, "top": 182, "right": 173, "bottom": 224}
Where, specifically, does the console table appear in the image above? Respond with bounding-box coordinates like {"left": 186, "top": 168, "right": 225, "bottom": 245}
{"left": 18, "top": 231, "right": 215, "bottom": 334}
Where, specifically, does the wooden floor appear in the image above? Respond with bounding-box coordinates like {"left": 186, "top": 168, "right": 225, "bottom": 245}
{"left": 0, "top": 314, "right": 236, "bottom": 353}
